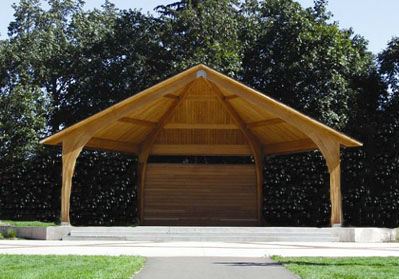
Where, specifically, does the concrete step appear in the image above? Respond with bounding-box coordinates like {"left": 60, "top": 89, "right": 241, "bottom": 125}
{"left": 66, "top": 227, "right": 337, "bottom": 235}
{"left": 62, "top": 226, "right": 339, "bottom": 242}
{"left": 63, "top": 235, "right": 338, "bottom": 242}
{"left": 69, "top": 232, "right": 334, "bottom": 237}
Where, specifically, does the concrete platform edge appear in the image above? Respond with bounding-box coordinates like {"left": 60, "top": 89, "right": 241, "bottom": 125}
{"left": 0, "top": 226, "right": 397, "bottom": 242}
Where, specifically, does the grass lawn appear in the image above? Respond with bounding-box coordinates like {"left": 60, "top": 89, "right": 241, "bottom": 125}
{"left": 0, "top": 255, "right": 144, "bottom": 279}
{"left": 0, "top": 220, "right": 56, "bottom": 227}
{"left": 273, "top": 256, "right": 399, "bottom": 279}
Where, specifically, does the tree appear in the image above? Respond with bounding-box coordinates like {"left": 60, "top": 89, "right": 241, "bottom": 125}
{"left": 241, "top": 0, "right": 372, "bottom": 129}
{"left": 156, "top": 0, "right": 243, "bottom": 75}
{"left": 379, "top": 37, "right": 399, "bottom": 92}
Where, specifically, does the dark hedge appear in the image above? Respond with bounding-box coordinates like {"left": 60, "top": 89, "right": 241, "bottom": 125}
{"left": 263, "top": 152, "right": 330, "bottom": 227}
{"left": 1, "top": 148, "right": 399, "bottom": 228}
{"left": 0, "top": 149, "right": 138, "bottom": 226}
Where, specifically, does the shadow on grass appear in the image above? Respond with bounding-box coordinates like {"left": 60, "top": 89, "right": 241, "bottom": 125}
{"left": 213, "top": 261, "right": 282, "bottom": 267}
{"left": 277, "top": 260, "right": 399, "bottom": 267}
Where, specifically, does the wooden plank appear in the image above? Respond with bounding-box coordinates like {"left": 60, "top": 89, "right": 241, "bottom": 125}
{"left": 247, "top": 118, "right": 284, "bottom": 128}
{"left": 85, "top": 137, "right": 138, "bottom": 154}
{"left": 151, "top": 144, "right": 252, "bottom": 156}
{"left": 119, "top": 117, "right": 156, "bottom": 127}
{"left": 264, "top": 139, "right": 317, "bottom": 155}
{"left": 163, "top": 123, "right": 239, "bottom": 130}
{"left": 155, "top": 129, "right": 246, "bottom": 145}
{"left": 143, "top": 163, "right": 257, "bottom": 226}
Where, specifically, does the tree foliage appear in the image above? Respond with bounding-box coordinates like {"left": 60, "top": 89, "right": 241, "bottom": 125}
{"left": 0, "top": 0, "right": 398, "bottom": 227}
{"left": 241, "top": 0, "right": 371, "bottom": 129}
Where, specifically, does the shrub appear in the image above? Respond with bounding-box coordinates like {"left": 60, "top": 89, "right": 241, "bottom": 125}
{"left": 4, "top": 228, "right": 16, "bottom": 239}
{"left": 0, "top": 233, "right": 4, "bottom": 239}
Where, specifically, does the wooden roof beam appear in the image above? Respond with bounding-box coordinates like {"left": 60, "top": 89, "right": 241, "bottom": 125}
{"left": 223, "top": 95, "right": 239, "bottom": 101}
{"left": 247, "top": 118, "right": 285, "bottom": 129}
{"left": 85, "top": 137, "right": 138, "bottom": 154}
{"left": 119, "top": 117, "right": 157, "bottom": 127}
{"left": 163, "top": 93, "right": 180, "bottom": 100}
{"left": 264, "top": 138, "right": 317, "bottom": 156}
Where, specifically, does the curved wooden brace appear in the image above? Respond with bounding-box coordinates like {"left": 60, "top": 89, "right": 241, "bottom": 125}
{"left": 60, "top": 135, "right": 89, "bottom": 224}
{"left": 137, "top": 81, "right": 195, "bottom": 224}
{"left": 310, "top": 134, "right": 342, "bottom": 225}
{"left": 204, "top": 79, "right": 264, "bottom": 225}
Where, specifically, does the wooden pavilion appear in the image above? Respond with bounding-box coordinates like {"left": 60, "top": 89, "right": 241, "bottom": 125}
{"left": 41, "top": 64, "right": 362, "bottom": 227}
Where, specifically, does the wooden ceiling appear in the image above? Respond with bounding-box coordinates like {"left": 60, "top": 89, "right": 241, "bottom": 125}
{"left": 41, "top": 65, "right": 362, "bottom": 156}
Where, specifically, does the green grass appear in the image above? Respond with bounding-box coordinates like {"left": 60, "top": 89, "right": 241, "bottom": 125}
{"left": 273, "top": 256, "right": 399, "bottom": 279}
{"left": 0, "top": 255, "right": 145, "bottom": 279}
{"left": 0, "top": 220, "right": 56, "bottom": 227}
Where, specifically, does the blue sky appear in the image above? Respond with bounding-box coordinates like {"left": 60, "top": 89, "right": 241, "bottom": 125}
{"left": 0, "top": 0, "right": 398, "bottom": 54}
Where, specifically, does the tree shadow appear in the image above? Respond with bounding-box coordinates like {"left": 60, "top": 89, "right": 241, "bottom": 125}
{"left": 213, "top": 261, "right": 282, "bottom": 267}
{"left": 276, "top": 260, "right": 399, "bottom": 267}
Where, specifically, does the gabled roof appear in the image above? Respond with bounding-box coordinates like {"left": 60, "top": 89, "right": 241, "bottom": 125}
{"left": 41, "top": 64, "right": 361, "bottom": 156}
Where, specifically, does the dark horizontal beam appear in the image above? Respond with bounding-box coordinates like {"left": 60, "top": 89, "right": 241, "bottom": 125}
{"left": 163, "top": 123, "right": 239, "bottom": 130}
{"left": 151, "top": 144, "right": 252, "bottom": 156}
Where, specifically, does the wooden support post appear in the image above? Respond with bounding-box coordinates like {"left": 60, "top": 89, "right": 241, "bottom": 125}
{"left": 60, "top": 137, "right": 86, "bottom": 225}
{"left": 312, "top": 137, "right": 342, "bottom": 226}
{"left": 327, "top": 144, "right": 342, "bottom": 226}
{"left": 136, "top": 158, "right": 146, "bottom": 225}
{"left": 256, "top": 148, "right": 264, "bottom": 225}
{"left": 137, "top": 154, "right": 148, "bottom": 225}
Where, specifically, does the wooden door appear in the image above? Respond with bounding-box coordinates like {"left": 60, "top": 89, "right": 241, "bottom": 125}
{"left": 143, "top": 163, "right": 258, "bottom": 226}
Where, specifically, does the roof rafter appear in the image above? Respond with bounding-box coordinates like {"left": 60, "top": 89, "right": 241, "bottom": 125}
{"left": 264, "top": 139, "right": 317, "bottom": 155}
{"left": 247, "top": 118, "right": 284, "bottom": 129}
{"left": 223, "top": 95, "right": 239, "bottom": 101}
{"left": 85, "top": 137, "right": 138, "bottom": 154}
{"left": 163, "top": 93, "right": 180, "bottom": 100}
{"left": 119, "top": 117, "right": 157, "bottom": 127}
